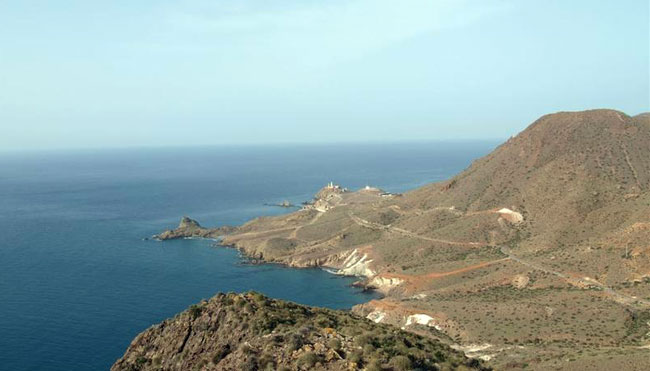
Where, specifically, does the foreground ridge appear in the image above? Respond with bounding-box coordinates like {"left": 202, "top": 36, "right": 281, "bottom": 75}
{"left": 112, "top": 292, "right": 487, "bottom": 371}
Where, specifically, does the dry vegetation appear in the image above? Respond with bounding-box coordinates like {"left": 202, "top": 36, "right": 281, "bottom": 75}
{"left": 149, "top": 110, "right": 650, "bottom": 370}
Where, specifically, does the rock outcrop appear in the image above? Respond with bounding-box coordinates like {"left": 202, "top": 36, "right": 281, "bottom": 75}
{"left": 153, "top": 217, "right": 237, "bottom": 240}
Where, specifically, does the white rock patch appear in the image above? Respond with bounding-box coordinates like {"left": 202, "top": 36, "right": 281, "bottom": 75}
{"left": 405, "top": 314, "right": 442, "bottom": 331}
{"left": 337, "top": 249, "right": 375, "bottom": 277}
{"left": 497, "top": 208, "right": 524, "bottom": 224}
{"left": 366, "top": 310, "right": 386, "bottom": 323}
{"left": 511, "top": 274, "right": 530, "bottom": 289}
{"left": 452, "top": 343, "right": 495, "bottom": 360}
{"left": 370, "top": 276, "right": 404, "bottom": 289}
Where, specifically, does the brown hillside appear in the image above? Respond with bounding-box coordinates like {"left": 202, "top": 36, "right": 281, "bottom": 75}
{"left": 405, "top": 109, "right": 649, "bottom": 254}
{"left": 152, "top": 109, "right": 650, "bottom": 370}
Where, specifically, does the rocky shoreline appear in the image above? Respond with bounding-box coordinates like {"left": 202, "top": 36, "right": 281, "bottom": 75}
{"left": 152, "top": 216, "right": 238, "bottom": 241}
{"left": 153, "top": 216, "right": 384, "bottom": 294}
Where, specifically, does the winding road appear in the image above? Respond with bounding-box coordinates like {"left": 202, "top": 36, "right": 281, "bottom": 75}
{"left": 348, "top": 212, "right": 486, "bottom": 247}
{"left": 349, "top": 210, "right": 650, "bottom": 309}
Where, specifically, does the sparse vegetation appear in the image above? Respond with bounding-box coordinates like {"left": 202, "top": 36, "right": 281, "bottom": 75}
{"left": 297, "top": 351, "right": 320, "bottom": 368}
{"left": 188, "top": 304, "right": 202, "bottom": 319}
{"left": 211, "top": 344, "right": 231, "bottom": 364}
{"left": 390, "top": 355, "right": 412, "bottom": 371}
{"left": 327, "top": 338, "right": 341, "bottom": 351}
{"left": 113, "top": 292, "right": 487, "bottom": 371}
{"left": 134, "top": 111, "right": 650, "bottom": 370}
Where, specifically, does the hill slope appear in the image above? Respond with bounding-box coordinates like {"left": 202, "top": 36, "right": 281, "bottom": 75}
{"left": 150, "top": 109, "right": 650, "bottom": 369}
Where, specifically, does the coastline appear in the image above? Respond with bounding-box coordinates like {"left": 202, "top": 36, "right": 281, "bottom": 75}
{"left": 139, "top": 111, "right": 650, "bottom": 370}
{"left": 157, "top": 234, "right": 385, "bottom": 305}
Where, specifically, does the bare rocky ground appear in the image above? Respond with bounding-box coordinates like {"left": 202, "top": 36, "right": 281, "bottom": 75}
{"left": 138, "top": 109, "right": 650, "bottom": 370}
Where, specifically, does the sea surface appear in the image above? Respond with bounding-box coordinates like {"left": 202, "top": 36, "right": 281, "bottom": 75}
{"left": 0, "top": 141, "right": 497, "bottom": 370}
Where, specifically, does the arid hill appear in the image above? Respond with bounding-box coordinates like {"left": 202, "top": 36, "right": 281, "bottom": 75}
{"left": 112, "top": 292, "right": 486, "bottom": 371}
{"left": 147, "top": 109, "right": 650, "bottom": 370}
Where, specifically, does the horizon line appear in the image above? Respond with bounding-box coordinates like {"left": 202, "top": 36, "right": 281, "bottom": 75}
{"left": 0, "top": 138, "right": 506, "bottom": 155}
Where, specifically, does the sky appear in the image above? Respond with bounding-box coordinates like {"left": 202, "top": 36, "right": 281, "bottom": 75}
{"left": 0, "top": 0, "right": 648, "bottom": 151}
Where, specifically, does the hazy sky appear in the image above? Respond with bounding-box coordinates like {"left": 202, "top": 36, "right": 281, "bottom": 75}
{"left": 1, "top": 0, "right": 648, "bottom": 150}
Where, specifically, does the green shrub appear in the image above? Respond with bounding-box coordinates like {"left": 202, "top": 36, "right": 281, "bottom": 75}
{"left": 287, "top": 333, "right": 303, "bottom": 352}
{"left": 366, "top": 358, "right": 384, "bottom": 371}
{"left": 212, "top": 344, "right": 231, "bottom": 364}
{"left": 315, "top": 314, "right": 333, "bottom": 327}
{"left": 354, "top": 333, "right": 373, "bottom": 347}
{"left": 391, "top": 355, "right": 412, "bottom": 371}
{"left": 250, "top": 291, "right": 267, "bottom": 305}
{"left": 188, "top": 304, "right": 203, "bottom": 319}
{"left": 297, "top": 351, "right": 320, "bottom": 368}
{"left": 270, "top": 334, "right": 283, "bottom": 344}
{"left": 258, "top": 352, "right": 275, "bottom": 370}
{"left": 242, "top": 355, "right": 258, "bottom": 371}
{"left": 363, "top": 343, "right": 376, "bottom": 356}
{"left": 328, "top": 338, "right": 342, "bottom": 351}
{"left": 348, "top": 350, "right": 363, "bottom": 364}
{"left": 239, "top": 343, "right": 254, "bottom": 354}
{"left": 192, "top": 358, "right": 208, "bottom": 371}
{"left": 135, "top": 357, "right": 148, "bottom": 366}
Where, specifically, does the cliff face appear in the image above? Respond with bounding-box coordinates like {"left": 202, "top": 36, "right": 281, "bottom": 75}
{"left": 149, "top": 110, "right": 650, "bottom": 369}
{"left": 112, "top": 292, "right": 486, "bottom": 371}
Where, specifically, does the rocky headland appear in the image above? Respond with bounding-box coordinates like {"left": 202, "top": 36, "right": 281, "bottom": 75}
{"left": 153, "top": 216, "right": 237, "bottom": 241}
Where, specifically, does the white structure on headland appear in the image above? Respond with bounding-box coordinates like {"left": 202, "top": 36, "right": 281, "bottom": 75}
{"left": 362, "top": 185, "right": 381, "bottom": 192}
{"left": 326, "top": 182, "right": 347, "bottom": 191}
{"left": 327, "top": 181, "right": 342, "bottom": 189}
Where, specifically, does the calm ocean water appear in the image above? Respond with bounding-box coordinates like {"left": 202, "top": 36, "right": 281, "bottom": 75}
{"left": 0, "top": 142, "right": 496, "bottom": 370}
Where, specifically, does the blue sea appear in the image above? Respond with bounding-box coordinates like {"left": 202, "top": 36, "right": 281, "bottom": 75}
{"left": 0, "top": 141, "right": 497, "bottom": 370}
